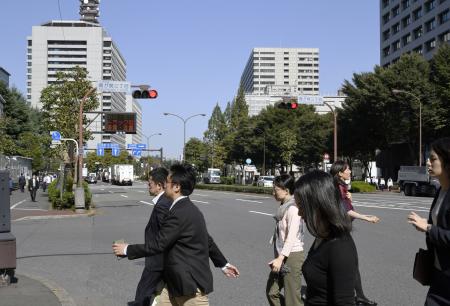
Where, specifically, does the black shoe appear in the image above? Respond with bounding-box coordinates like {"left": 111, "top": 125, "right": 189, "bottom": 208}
{"left": 356, "top": 297, "right": 377, "bottom": 306}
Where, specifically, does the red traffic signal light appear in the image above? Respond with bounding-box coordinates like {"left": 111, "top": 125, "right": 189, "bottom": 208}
{"left": 276, "top": 101, "right": 298, "bottom": 109}
{"left": 132, "top": 89, "right": 158, "bottom": 99}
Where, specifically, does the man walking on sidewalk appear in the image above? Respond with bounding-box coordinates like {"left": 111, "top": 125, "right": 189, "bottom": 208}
{"left": 28, "top": 174, "right": 39, "bottom": 202}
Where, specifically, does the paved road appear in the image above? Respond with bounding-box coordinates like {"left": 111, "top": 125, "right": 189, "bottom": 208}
{"left": 10, "top": 182, "right": 432, "bottom": 305}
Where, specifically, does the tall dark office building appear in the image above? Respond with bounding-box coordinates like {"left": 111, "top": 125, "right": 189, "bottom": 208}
{"left": 380, "top": 0, "right": 450, "bottom": 66}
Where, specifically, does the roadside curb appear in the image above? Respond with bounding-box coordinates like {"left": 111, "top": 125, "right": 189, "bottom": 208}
{"left": 13, "top": 214, "right": 90, "bottom": 222}
{"left": 19, "top": 273, "right": 76, "bottom": 306}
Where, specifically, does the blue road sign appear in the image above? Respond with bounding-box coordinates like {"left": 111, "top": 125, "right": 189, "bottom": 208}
{"left": 96, "top": 148, "right": 104, "bottom": 156}
{"left": 112, "top": 147, "right": 120, "bottom": 157}
{"left": 132, "top": 149, "right": 142, "bottom": 157}
{"left": 127, "top": 144, "right": 137, "bottom": 149}
{"left": 97, "top": 143, "right": 119, "bottom": 149}
{"left": 50, "top": 131, "right": 61, "bottom": 141}
{"left": 136, "top": 143, "right": 147, "bottom": 149}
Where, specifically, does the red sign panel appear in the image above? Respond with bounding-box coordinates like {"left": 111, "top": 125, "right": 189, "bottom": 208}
{"left": 104, "top": 112, "right": 136, "bottom": 134}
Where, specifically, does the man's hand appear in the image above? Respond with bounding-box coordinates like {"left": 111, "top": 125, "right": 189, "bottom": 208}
{"left": 407, "top": 212, "right": 428, "bottom": 232}
{"left": 268, "top": 256, "right": 284, "bottom": 273}
{"left": 222, "top": 264, "right": 240, "bottom": 278}
{"left": 112, "top": 243, "right": 128, "bottom": 257}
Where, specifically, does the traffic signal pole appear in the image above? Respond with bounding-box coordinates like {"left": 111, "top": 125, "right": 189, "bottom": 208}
{"left": 323, "top": 101, "right": 337, "bottom": 162}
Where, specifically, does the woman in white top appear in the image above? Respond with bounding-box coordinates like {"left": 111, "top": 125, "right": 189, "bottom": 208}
{"left": 266, "top": 174, "right": 305, "bottom": 306}
{"left": 408, "top": 137, "right": 450, "bottom": 305}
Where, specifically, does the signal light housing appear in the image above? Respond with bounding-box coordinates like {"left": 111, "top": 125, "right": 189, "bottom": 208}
{"left": 275, "top": 101, "right": 299, "bottom": 109}
{"left": 132, "top": 89, "right": 158, "bottom": 99}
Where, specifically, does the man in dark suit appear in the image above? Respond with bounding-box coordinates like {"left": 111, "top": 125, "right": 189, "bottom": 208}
{"left": 113, "top": 166, "right": 239, "bottom": 306}
{"left": 28, "top": 174, "right": 39, "bottom": 202}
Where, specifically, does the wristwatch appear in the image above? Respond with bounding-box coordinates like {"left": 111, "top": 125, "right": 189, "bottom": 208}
{"left": 426, "top": 224, "right": 432, "bottom": 233}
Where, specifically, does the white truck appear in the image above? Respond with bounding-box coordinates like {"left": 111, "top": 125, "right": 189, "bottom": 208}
{"left": 110, "top": 164, "right": 134, "bottom": 186}
{"left": 397, "top": 166, "right": 440, "bottom": 197}
{"left": 203, "top": 168, "right": 221, "bottom": 184}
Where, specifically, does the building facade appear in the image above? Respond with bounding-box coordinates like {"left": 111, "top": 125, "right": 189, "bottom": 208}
{"left": 240, "top": 47, "right": 319, "bottom": 96}
{"left": 125, "top": 95, "right": 143, "bottom": 147}
{"left": 0, "top": 67, "right": 10, "bottom": 87}
{"left": 380, "top": 0, "right": 450, "bottom": 66}
{"left": 26, "top": 20, "right": 128, "bottom": 149}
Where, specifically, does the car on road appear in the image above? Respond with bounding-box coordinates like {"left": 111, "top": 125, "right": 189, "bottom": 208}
{"left": 85, "top": 173, "right": 97, "bottom": 184}
{"left": 257, "top": 176, "right": 275, "bottom": 187}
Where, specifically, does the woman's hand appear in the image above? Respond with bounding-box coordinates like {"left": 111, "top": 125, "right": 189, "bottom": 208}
{"left": 365, "top": 215, "right": 380, "bottom": 223}
{"left": 346, "top": 191, "right": 352, "bottom": 201}
{"left": 268, "top": 256, "right": 284, "bottom": 273}
{"left": 407, "top": 212, "right": 428, "bottom": 232}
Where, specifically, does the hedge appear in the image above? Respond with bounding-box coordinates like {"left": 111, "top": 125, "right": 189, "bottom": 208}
{"left": 48, "top": 178, "right": 93, "bottom": 210}
{"left": 351, "top": 181, "right": 377, "bottom": 193}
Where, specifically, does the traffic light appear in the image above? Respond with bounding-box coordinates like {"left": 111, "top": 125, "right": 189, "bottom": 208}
{"left": 275, "top": 101, "right": 298, "bottom": 109}
{"left": 132, "top": 89, "right": 158, "bottom": 99}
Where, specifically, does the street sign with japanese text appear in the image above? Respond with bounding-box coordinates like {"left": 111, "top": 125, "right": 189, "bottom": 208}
{"left": 127, "top": 144, "right": 137, "bottom": 149}
{"left": 297, "top": 95, "right": 324, "bottom": 106}
{"left": 97, "top": 81, "right": 131, "bottom": 93}
{"left": 136, "top": 143, "right": 146, "bottom": 149}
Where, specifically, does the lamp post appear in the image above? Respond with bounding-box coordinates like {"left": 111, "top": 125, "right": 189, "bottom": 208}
{"left": 144, "top": 133, "right": 162, "bottom": 157}
{"left": 163, "top": 113, "right": 206, "bottom": 162}
{"left": 254, "top": 128, "right": 266, "bottom": 175}
{"left": 392, "top": 89, "right": 422, "bottom": 166}
{"left": 323, "top": 101, "right": 337, "bottom": 162}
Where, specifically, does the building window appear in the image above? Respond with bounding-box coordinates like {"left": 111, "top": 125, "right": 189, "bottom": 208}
{"left": 284, "top": 75, "right": 289, "bottom": 78}
{"left": 27, "top": 95, "right": 31, "bottom": 100}
{"left": 260, "top": 52, "right": 275, "bottom": 55}
{"left": 383, "top": 29, "right": 391, "bottom": 40}
{"left": 425, "top": 39, "right": 436, "bottom": 51}
{"left": 253, "top": 57, "right": 259, "bottom": 60}
{"left": 27, "top": 68, "right": 31, "bottom": 73}
{"left": 413, "top": 26, "right": 423, "bottom": 39}
{"left": 392, "top": 23, "right": 400, "bottom": 34}
{"left": 402, "top": 33, "right": 412, "bottom": 45}
{"left": 392, "top": 5, "right": 400, "bottom": 17}
{"left": 28, "top": 40, "right": 32, "bottom": 46}
{"left": 27, "top": 81, "right": 31, "bottom": 86}
{"left": 402, "top": 15, "right": 411, "bottom": 28}
{"left": 284, "top": 82, "right": 289, "bottom": 85}
{"left": 383, "top": 0, "right": 390, "bottom": 8}
{"left": 383, "top": 46, "right": 391, "bottom": 57}
{"left": 27, "top": 75, "right": 31, "bottom": 79}
{"left": 103, "top": 41, "right": 111, "bottom": 47}
{"left": 413, "top": 7, "right": 422, "bottom": 20}
{"left": 284, "top": 69, "right": 289, "bottom": 72}
{"left": 439, "top": 30, "right": 450, "bottom": 42}
{"left": 413, "top": 45, "right": 423, "bottom": 54}
{"left": 261, "top": 57, "right": 275, "bottom": 60}
{"left": 425, "top": 0, "right": 436, "bottom": 12}
{"left": 439, "top": 9, "right": 449, "bottom": 24}
{"left": 284, "top": 57, "right": 289, "bottom": 60}
{"left": 284, "top": 63, "right": 289, "bottom": 66}
{"left": 402, "top": 0, "right": 411, "bottom": 9}
{"left": 425, "top": 18, "right": 436, "bottom": 32}
{"left": 284, "top": 52, "right": 289, "bottom": 55}
{"left": 383, "top": 12, "right": 390, "bottom": 24}
{"left": 393, "top": 40, "right": 401, "bottom": 51}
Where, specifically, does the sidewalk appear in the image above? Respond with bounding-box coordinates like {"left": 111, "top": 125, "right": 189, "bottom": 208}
{"left": 0, "top": 274, "right": 69, "bottom": 306}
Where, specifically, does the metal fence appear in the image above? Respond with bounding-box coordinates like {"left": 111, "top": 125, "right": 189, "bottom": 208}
{"left": 0, "top": 155, "right": 33, "bottom": 184}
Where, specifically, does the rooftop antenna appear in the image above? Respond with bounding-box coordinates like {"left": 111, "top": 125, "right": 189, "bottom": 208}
{"left": 79, "top": 0, "right": 100, "bottom": 24}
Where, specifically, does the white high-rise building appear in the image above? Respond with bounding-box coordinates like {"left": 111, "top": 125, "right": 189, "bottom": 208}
{"left": 240, "top": 47, "right": 320, "bottom": 116}
{"left": 125, "top": 96, "right": 143, "bottom": 147}
{"left": 26, "top": 1, "right": 129, "bottom": 148}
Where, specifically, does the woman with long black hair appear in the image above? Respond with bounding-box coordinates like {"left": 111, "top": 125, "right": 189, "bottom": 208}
{"left": 330, "top": 161, "right": 378, "bottom": 306}
{"left": 407, "top": 137, "right": 450, "bottom": 305}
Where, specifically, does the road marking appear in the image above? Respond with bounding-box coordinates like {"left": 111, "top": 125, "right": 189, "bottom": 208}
{"left": 120, "top": 194, "right": 128, "bottom": 198}
{"left": 353, "top": 203, "right": 429, "bottom": 212}
{"left": 13, "top": 208, "right": 47, "bottom": 211}
{"left": 137, "top": 190, "right": 145, "bottom": 193}
{"left": 241, "top": 194, "right": 271, "bottom": 199}
{"left": 139, "top": 200, "right": 154, "bottom": 206}
{"left": 101, "top": 189, "right": 105, "bottom": 191}
{"left": 192, "top": 193, "right": 209, "bottom": 197}
{"left": 109, "top": 191, "right": 113, "bottom": 194}
{"left": 11, "top": 199, "right": 27, "bottom": 209}
{"left": 249, "top": 210, "right": 273, "bottom": 217}
{"left": 236, "top": 199, "right": 263, "bottom": 204}
{"left": 192, "top": 200, "right": 209, "bottom": 204}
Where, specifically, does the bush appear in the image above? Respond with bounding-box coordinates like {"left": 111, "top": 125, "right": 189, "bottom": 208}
{"left": 61, "top": 191, "right": 74, "bottom": 209}
{"left": 351, "top": 181, "right": 376, "bottom": 193}
{"left": 83, "top": 181, "right": 93, "bottom": 209}
{"left": 48, "top": 180, "right": 61, "bottom": 209}
{"left": 220, "top": 176, "right": 235, "bottom": 185}
{"left": 196, "top": 183, "right": 273, "bottom": 194}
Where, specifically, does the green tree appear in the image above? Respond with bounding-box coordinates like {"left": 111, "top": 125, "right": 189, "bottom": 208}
{"left": 17, "top": 132, "right": 49, "bottom": 171}
{"left": 204, "top": 103, "right": 227, "bottom": 168}
{"left": 279, "top": 129, "right": 297, "bottom": 171}
{"left": 184, "top": 137, "right": 208, "bottom": 172}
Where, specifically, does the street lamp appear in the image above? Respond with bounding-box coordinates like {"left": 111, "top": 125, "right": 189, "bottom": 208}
{"left": 144, "top": 133, "right": 162, "bottom": 157}
{"left": 163, "top": 113, "right": 206, "bottom": 162}
{"left": 254, "top": 128, "right": 266, "bottom": 175}
{"left": 392, "top": 89, "right": 422, "bottom": 166}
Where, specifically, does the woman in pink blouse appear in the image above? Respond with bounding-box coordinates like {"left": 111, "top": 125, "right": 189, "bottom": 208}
{"left": 266, "top": 174, "right": 305, "bottom": 306}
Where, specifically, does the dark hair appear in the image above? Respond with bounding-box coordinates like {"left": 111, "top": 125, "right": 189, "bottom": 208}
{"left": 294, "top": 170, "right": 351, "bottom": 239}
{"left": 329, "top": 160, "right": 349, "bottom": 185}
{"left": 149, "top": 167, "right": 168, "bottom": 186}
{"left": 431, "top": 137, "right": 450, "bottom": 179}
{"left": 274, "top": 174, "right": 295, "bottom": 195}
{"left": 169, "top": 164, "right": 197, "bottom": 196}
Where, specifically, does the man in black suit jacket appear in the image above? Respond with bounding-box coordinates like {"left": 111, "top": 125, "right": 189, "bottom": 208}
{"left": 113, "top": 165, "right": 239, "bottom": 306}
{"left": 28, "top": 174, "right": 39, "bottom": 202}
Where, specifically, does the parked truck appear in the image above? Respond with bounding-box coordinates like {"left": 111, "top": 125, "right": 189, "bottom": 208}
{"left": 110, "top": 164, "right": 134, "bottom": 186}
{"left": 397, "top": 166, "right": 440, "bottom": 197}
{"left": 203, "top": 168, "right": 221, "bottom": 184}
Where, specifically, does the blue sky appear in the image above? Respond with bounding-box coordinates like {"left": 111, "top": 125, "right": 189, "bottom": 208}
{"left": 1, "top": 0, "right": 379, "bottom": 159}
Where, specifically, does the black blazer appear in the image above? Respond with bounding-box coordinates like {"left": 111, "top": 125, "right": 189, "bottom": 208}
{"left": 127, "top": 193, "right": 172, "bottom": 271}
{"left": 426, "top": 188, "right": 450, "bottom": 275}
{"left": 28, "top": 178, "right": 39, "bottom": 191}
{"left": 132, "top": 197, "right": 226, "bottom": 297}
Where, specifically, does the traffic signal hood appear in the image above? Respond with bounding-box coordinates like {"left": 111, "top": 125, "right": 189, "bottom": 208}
{"left": 132, "top": 89, "right": 158, "bottom": 99}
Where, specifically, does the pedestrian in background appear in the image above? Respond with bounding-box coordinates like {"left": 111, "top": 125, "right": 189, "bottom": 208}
{"left": 266, "top": 174, "right": 305, "bottom": 306}
{"left": 28, "top": 174, "right": 39, "bottom": 202}
{"left": 294, "top": 170, "right": 356, "bottom": 306}
{"left": 387, "top": 178, "right": 394, "bottom": 192}
{"left": 407, "top": 137, "right": 450, "bottom": 305}
{"left": 18, "top": 173, "right": 26, "bottom": 193}
{"left": 330, "top": 161, "right": 378, "bottom": 306}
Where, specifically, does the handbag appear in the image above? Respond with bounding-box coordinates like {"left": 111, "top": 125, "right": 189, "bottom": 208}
{"left": 413, "top": 248, "right": 433, "bottom": 286}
